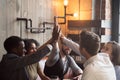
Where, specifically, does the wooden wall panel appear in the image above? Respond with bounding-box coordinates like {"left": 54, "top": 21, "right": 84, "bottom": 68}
{"left": 6, "top": 0, "right": 20, "bottom": 36}
{"left": 19, "top": 0, "right": 55, "bottom": 45}
{"left": 0, "top": 0, "right": 56, "bottom": 60}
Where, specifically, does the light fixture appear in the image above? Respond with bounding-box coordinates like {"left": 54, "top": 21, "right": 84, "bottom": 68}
{"left": 64, "top": 0, "right": 68, "bottom": 6}
{"left": 55, "top": 0, "right": 76, "bottom": 24}
{"left": 73, "top": 13, "right": 78, "bottom": 17}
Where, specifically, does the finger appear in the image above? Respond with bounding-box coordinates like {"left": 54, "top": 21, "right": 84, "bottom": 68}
{"left": 58, "top": 27, "right": 61, "bottom": 33}
{"left": 57, "top": 24, "right": 61, "bottom": 33}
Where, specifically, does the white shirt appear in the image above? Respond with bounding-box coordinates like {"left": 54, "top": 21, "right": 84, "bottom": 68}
{"left": 62, "top": 37, "right": 116, "bottom": 80}
{"left": 82, "top": 53, "right": 116, "bottom": 80}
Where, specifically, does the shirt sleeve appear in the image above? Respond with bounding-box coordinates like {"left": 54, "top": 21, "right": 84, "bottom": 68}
{"left": 62, "top": 37, "right": 80, "bottom": 56}
{"left": 5, "top": 44, "right": 52, "bottom": 70}
{"left": 45, "top": 42, "right": 60, "bottom": 66}
{"left": 67, "top": 55, "right": 83, "bottom": 75}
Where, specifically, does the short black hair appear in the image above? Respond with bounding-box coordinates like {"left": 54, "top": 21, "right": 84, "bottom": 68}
{"left": 80, "top": 30, "right": 100, "bottom": 56}
{"left": 4, "top": 36, "right": 23, "bottom": 53}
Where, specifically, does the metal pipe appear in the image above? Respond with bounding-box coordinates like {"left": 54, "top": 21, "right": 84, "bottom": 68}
{"left": 17, "top": 18, "right": 28, "bottom": 29}
{"left": 92, "top": 0, "right": 96, "bottom": 20}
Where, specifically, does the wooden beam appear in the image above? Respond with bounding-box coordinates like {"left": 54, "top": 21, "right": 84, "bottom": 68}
{"left": 68, "top": 20, "right": 101, "bottom": 30}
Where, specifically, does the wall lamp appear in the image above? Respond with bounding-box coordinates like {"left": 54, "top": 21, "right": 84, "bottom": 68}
{"left": 55, "top": 0, "right": 77, "bottom": 24}
{"left": 17, "top": 17, "right": 54, "bottom": 33}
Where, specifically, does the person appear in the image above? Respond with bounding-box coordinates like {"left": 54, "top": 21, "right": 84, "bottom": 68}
{"left": 0, "top": 25, "right": 60, "bottom": 80}
{"left": 44, "top": 38, "right": 83, "bottom": 80}
{"left": 60, "top": 30, "right": 116, "bottom": 80}
{"left": 24, "top": 39, "right": 50, "bottom": 80}
{"left": 101, "top": 41, "right": 120, "bottom": 80}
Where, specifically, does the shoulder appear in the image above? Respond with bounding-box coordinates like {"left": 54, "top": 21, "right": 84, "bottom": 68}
{"left": 82, "top": 65, "right": 97, "bottom": 80}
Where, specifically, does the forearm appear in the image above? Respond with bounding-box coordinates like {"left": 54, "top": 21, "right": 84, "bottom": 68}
{"left": 10, "top": 44, "right": 52, "bottom": 69}
{"left": 67, "top": 55, "right": 83, "bottom": 75}
{"left": 37, "top": 67, "right": 50, "bottom": 80}
{"left": 45, "top": 42, "right": 60, "bottom": 66}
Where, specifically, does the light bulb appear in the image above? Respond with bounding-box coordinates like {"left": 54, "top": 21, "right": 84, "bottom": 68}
{"left": 64, "top": 0, "right": 68, "bottom": 6}
{"left": 73, "top": 13, "right": 78, "bottom": 17}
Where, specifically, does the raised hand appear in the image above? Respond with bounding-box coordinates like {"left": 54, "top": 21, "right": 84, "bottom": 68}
{"left": 52, "top": 24, "right": 61, "bottom": 42}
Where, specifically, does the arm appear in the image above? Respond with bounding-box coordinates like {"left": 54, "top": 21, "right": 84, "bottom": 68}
{"left": 67, "top": 55, "right": 83, "bottom": 80}
{"left": 7, "top": 44, "right": 52, "bottom": 70}
{"left": 45, "top": 24, "right": 61, "bottom": 66}
{"left": 7, "top": 24, "right": 61, "bottom": 70}
{"left": 37, "top": 63, "right": 50, "bottom": 80}
{"left": 67, "top": 55, "right": 83, "bottom": 75}
{"left": 45, "top": 42, "right": 60, "bottom": 66}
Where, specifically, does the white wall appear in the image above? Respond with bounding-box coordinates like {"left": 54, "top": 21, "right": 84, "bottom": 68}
{"left": 0, "top": 0, "right": 56, "bottom": 61}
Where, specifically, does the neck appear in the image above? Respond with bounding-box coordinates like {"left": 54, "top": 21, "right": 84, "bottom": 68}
{"left": 61, "top": 52, "right": 66, "bottom": 57}
{"left": 84, "top": 51, "right": 92, "bottom": 60}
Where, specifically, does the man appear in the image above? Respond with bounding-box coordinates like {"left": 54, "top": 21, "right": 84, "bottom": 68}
{"left": 61, "top": 30, "right": 116, "bottom": 80}
{"left": 0, "top": 25, "right": 60, "bottom": 80}
{"left": 44, "top": 38, "right": 83, "bottom": 80}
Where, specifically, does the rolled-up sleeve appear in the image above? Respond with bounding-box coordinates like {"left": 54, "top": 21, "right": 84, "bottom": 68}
{"left": 62, "top": 37, "right": 80, "bottom": 56}
{"left": 7, "top": 44, "right": 53, "bottom": 70}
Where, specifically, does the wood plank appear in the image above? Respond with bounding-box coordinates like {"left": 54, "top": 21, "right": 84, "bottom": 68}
{"left": 68, "top": 20, "right": 101, "bottom": 30}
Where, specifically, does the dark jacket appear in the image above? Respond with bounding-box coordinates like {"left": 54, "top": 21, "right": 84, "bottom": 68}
{"left": 0, "top": 46, "right": 51, "bottom": 80}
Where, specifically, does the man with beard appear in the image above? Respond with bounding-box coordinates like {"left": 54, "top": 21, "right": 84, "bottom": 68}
{"left": 44, "top": 38, "right": 83, "bottom": 80}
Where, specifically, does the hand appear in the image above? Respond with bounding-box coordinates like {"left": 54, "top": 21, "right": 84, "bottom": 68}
{"left": 41, "top": 76, "right": 50, "bottom": 80}
{"left": 72, "top": 74, "right": 82, "bottom": 80}
{"left": 52, "top": 24, "right": 61, "bottom": 42}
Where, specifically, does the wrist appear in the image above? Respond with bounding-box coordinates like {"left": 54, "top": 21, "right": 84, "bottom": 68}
{"left": 47, "top": 44, "right": 53, "bottom": 51}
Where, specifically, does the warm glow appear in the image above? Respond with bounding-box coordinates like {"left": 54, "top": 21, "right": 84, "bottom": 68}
{"left": 64, "top": 0, "right": 68, "bottom": 6}
{"left": 80, "top": 11, "right": 91, "bottom": 20}
{"left": 73, "top": 13, "right": 78, "bottom": 17}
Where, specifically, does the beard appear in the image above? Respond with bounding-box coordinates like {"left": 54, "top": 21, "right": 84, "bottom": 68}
{"left": 62, "top": 47, "right": 67, "bottom": 55}
{"left": 62, "top": 47, "right": 71, "bottom": 55}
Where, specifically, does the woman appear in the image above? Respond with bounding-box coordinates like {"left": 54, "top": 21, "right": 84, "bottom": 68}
{"left": 101, "top": 41, "right": 120, "bottom": 80}
{"left": 24, "top": 39, "right": 50, "bottom": 80}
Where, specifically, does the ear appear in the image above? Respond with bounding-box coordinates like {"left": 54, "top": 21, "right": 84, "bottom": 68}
{"left": 83, "top": 48, "right": 92, "bottom": 59}
{"left": 82, "top": 48, "right": 86, "bottom": 52}
{"left": 81, "top": 48, "right": 88, "bottom": 54}
{"left": 11, "top": 48, "right": 17, "bottom": 53}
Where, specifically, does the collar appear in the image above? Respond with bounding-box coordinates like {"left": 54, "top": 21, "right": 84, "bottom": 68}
{"left": 84, "top": 53, "right": 109, "bottom": 67}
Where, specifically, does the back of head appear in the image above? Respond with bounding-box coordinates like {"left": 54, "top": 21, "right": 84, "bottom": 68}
{"left": 4, "top": 36, "right": 23, "bottom": 53}
{"left": 79, "top": 30, "right": 100, "bottom": 56}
